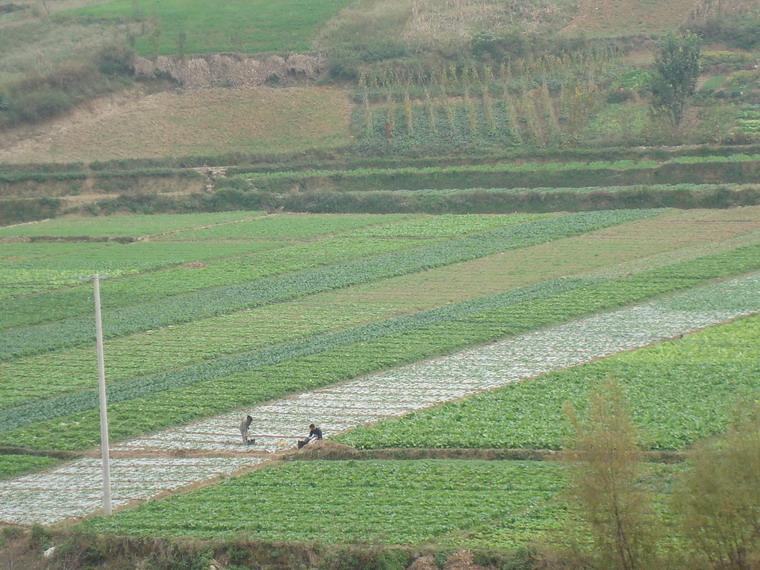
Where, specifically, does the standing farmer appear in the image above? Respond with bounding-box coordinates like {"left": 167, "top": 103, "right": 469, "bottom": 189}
{"left": 240, "top": 415, "right": 254, "bottom": 445}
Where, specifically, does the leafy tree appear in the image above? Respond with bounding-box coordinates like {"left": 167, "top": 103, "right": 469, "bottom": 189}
{"left": 650, "top": 32, "right": 701, "bottom": 126}
{"left": 673, "top": 402, "right": 760, "bottom": 569}
{"left": 564, "top": 379, "right": 660, "bottom": 570}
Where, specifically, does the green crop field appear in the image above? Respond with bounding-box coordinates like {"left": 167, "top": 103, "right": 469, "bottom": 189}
{"left": 2, "top": 206, "right": 760, "bottom": 564}
{"left": 339, "top": 313, "right": 760, "bottom": 451}
{"left": 2, "top": 0, "right": 760, "bottom": 564}
{"left": 0, "top": 454, "right": 60, "bottom": 480}
{"left": 82, "top": 459, "right": 681, "bottom": 550}
{"left": 67, "top": 0, "right": 351, "bottom": 56}
{"left": 231, "top": 154, "right": 760, "bottom": 193}
{"left": 3, "top": 209, "right": 760, "bottom": 452}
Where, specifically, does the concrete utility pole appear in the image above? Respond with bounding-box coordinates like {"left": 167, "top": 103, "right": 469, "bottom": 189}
{"left": 93, "top": 274, "right": 112, "bottom": 515}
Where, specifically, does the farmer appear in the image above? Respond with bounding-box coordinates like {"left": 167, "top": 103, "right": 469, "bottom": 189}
{"left": 297, "top": 423, "right": 323, "bottom": 449}
{"left": 239, "top": 415, "right": 255, "bottom": 445}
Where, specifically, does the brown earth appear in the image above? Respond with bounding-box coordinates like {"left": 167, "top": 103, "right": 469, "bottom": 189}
{"left": 562, "top": 0, "right": 701, "bottom": 36}
{"left": 0, "top": 86, "right": 352, "bottom": 164}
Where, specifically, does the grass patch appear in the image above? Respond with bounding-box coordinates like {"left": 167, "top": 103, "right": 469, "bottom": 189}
{"left": 68, "top": 0, "right": 350, "bottom": 56}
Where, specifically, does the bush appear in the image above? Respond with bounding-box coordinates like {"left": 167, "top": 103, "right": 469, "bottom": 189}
{"left": 563, "top": 379, "right": 660, "bottom": 570}
{"left": 673, "top": 402, "right": 760, "bottom": 569}
{"left": 96, "top": 44, "right": 136, "bottom": 76}
{"left": 8, "top": 88, "right": 73, "bottom": 123}
{"left": 471, "top": 30, "right": 529, "bottom": 60}
{"left": 0, "top": 50, "right": 132, "bottom": 127}
{"left": 607, "top": 89, "right": 634, "bottom": 104}
{"left": 28, "top": 525, "right": 52, "bottom": 551}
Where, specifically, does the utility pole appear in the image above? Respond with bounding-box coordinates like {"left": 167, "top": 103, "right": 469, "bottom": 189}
{"left": 93, "top": 274, "right": 112, "bottom": 516}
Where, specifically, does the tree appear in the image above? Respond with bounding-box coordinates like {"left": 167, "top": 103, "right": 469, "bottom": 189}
{"left": 650, "top": 32, "right": 701, "bottom": 126}
{"left": 673, "top": 402, "right": 760, "bottom": 569}
{"left": 564, "top": 379, "right": 659, "bottom": 570}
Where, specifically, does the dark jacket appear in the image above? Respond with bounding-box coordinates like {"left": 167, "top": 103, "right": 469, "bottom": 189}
{"left": 309, "top": 426, "right": 323, "bottom": 440}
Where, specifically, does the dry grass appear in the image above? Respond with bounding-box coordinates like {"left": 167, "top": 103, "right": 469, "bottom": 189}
{"left": 406, "top": 0, "right": 575, "bottom": 43}
{"left": 0, "top": 86, "right": 353, "bottom": 163}
{"left": 562, "top": 0, "right": 702, "bottom": 36}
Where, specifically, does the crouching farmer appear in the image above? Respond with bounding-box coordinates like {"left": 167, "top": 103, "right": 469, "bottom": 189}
{"left": 297, "top": 424, "right": 323, "bottom": 449}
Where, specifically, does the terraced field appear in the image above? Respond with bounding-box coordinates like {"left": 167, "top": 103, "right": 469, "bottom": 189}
{"left": 2, "top": 208, "right": 760, "bottom": 545}
{"left": 67, "top": 0, "right": 351, "bottom": 56}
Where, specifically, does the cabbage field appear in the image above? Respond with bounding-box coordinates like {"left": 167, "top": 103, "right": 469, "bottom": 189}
{"left": 2, "top": 208, "right": 760, "bottom": 541}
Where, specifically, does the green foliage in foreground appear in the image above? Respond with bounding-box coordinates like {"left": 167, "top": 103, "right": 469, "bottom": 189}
{"left": 0, "top": 455, "right": 59, "bottom": 480}
{"left": 68, "top": 0, "right": 349, "bottom": 56}
{"left": 3, "top": 241, "right": 760, "bottom": 452}
{"left": 339, "top": 312, "right": 760, "bottom": 451}
{"left": 83, "top": 460, "right": 566, "bottom": 547}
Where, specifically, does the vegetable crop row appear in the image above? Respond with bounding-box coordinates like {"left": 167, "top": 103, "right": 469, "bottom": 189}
{"left": 231, "top": 155, "right": 760, "bottom": 193}
{"left": 340, "top": 308, "right": 760, "bottom": 451}
{"left": 0, "top": 210, "right": 651, "bottom": 360}
{"left": 0, "top": 213, "right": 524, "bottom": 329}
{"left": 4, "top": 242, "right": 760, "bottom": 451}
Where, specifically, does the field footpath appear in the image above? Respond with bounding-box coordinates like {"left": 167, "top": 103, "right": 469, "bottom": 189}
{"left": 0, "top": 271, "right": 759, "bottom": 526}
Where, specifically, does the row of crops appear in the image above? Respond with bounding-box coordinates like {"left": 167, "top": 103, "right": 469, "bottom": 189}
{"left": 0, "top": 455, "right": 60, "bottom": 481}
{"left": 231, "top": 153, "right": 760, "bottom": 193}
{"left": 1, "top": 210, "right": 647, "bottom": 359}
{"left": 339, "top": 310, "right": 760, "bottom": 451}
{"left": 0, "top": 212, "right": 533, "bottom": 326}
{"left": 4, "top": 206, "right": 760, "bottom": 410}
{"left": 4, "top": 238, "right": 760, "bottom": 451}
{"left": 82, "top": 459, "right": 678, "bottom": 550}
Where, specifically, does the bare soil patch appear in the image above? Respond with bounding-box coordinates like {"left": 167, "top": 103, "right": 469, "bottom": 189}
{"left": 0, "top": 87, "right": 352, "bottom": 164}
{"left": 562, "top": 0, "right": 700, "bottom": 36}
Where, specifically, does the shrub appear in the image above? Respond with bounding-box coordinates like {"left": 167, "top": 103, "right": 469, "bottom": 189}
{"left": 471, "top": 30, "right": 529, "bottom": 60}
{"left": 28, "top": 524, "right": 52, "bottom": 550}
{"left": 563, "top": 378, "right": 660, "bottom": 570}
{"left": 0, "top": 50, "right": 133, "bottom": 127}
{"left": 96, "top": 44, "right": 136, "bottom": 76}
{"left": 673, "top": 402, "right": 760, "bottom": 570}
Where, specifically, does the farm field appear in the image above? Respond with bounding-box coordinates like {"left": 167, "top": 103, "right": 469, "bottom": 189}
{"left": 81, "top": 459, "right": 683, "bottom": 549}
{"left": 4, "top": 209, "right": 760, "bottom": 454}
{"left": 339, "top": 311, "right": 760, "bottom": 451}
{"left": 0, "top": 87, "right": 352, "bottom": 164}
{"left": 0, "top": 209, "right": 637, "bottom": 355}
{"left": 2, "top": 0, "right": 760, "bottom": 564}
{"left": 562, "top": 0, "right": 699, "bottom": 36}
{"left": 0, "top": 269, "right": 755, "bottom": 525}
{"left": 0, "top": 454, "right": 60, "bottom": 480}
{"left": 3, "top": 208, "right": 759, "bottom": 402}
{"left": 231, "top": 154, "right": 760, "bottom": 192}
{"left": 67, "top": 0, "right": 351, "bottom": 56}
{"left": 82, "top": 460, "right": 572, "bottom": 546}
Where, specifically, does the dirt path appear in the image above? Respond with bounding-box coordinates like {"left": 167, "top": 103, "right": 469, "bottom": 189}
{"left": 0, "top": 272, "right": 759, "bottom": 525}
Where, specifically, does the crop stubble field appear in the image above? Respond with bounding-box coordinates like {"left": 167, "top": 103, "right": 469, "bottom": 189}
{"left": 0, "top": 88, "right": 353, "bottom": 164}
{"left": 2, "top": 208, "right": 760, "bottom": 544}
